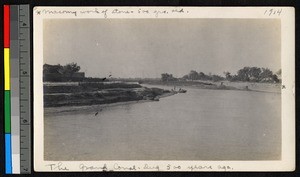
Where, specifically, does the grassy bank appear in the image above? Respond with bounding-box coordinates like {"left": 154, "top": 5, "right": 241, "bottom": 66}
{"left": 44, "top": 82, "right": 174, "bottom": 107}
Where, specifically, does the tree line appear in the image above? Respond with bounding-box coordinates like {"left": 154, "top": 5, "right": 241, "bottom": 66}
{"left": 43, "top": 62, "right": 81, "bottom": 76}
{"left": 161, "top": 67, "right": 281, "bottom": 83}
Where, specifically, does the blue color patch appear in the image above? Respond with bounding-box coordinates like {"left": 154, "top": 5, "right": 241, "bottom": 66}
{"left": 5, "top": 133, "right": 12, "bottom": 174}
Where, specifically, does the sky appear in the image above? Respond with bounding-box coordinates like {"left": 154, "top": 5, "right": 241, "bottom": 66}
{"left": 43, "top": 19, "right": 281, "bottom": 78}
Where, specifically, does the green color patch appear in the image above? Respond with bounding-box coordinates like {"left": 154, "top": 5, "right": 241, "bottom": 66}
{"left": 4, "top": 91, "right": 11, "bottom": 133}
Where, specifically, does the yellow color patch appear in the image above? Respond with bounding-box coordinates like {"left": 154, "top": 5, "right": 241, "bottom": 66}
{"left": 4, "top": 48, "right": 10, "bottom": 90}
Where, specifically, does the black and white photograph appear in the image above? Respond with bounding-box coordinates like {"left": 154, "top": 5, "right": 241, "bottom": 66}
{"left": 33, "top": 7, "right": 295, "bottom": 172}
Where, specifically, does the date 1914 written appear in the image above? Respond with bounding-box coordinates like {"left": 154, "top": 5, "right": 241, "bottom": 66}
{"left": 264, "top": 8, "right": 282, "bottom": 16}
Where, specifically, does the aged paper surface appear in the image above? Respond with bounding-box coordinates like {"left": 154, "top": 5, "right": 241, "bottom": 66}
{"left": 34, "top": 6, "right": 295, "bottom": 172}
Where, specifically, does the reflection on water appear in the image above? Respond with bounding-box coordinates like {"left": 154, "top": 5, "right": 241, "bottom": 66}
{"left": 44, "top": 85, "right": 281, "bottom": 161}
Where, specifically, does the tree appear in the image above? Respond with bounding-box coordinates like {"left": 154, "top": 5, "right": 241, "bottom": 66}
{"left": 62, "top": 62, "right": 81, "bottom": 76}
{"left": 272, "top": 74, "right": 279, "bottom": 83}
{"left": 182, "top": 74, "right": 189, "bottom": 80}
{"left": 224, "top": 71, "right": 232, "bottom": 81}
{"left": 211, "top": 75, "right": 224, "bottom": 82}
{"left": 236, "top": 67, "right": 262, "bottom": 82}
{"left": 198, "top": 72, "right": 206, "bottom": 80}
{"left": 259, "top": 68, "right": 273, "bottom": 82}
{"left": 43, "top": 63, "right": 81, "bottom": 76}
{"left": 237, "top": 67, "right": 251, "bottom": 81}
{"left": 188, "top": 70, "right": 198, "bottom": 80}
{"left": 161, "top": 73, "right": 177, "bottom": 82}
{"left": 181, "top": 66, "right": 279, "bottom": 83}
{"left": 248, "top": 67, "right": 261, "bottom": 81}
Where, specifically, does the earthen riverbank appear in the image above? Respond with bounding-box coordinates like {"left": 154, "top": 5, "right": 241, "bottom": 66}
{"left": 44, "top": 82, "right": 176, "bottom": 107}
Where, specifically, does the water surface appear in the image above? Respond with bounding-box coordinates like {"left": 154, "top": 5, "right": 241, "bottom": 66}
{"left": 44, "top": 86, "right": 281, "bottom": 160}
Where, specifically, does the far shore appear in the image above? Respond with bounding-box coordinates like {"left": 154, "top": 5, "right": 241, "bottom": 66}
{"left": 141, "top": 80, "right": 281, "bottom": 94}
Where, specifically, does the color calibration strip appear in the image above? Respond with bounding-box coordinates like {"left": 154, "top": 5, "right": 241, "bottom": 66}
{"left": 4, "top": 4, "right": 12, "bottom": 174}
{"left": 4, "top": 4, "right": 31, "bottom": 174}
